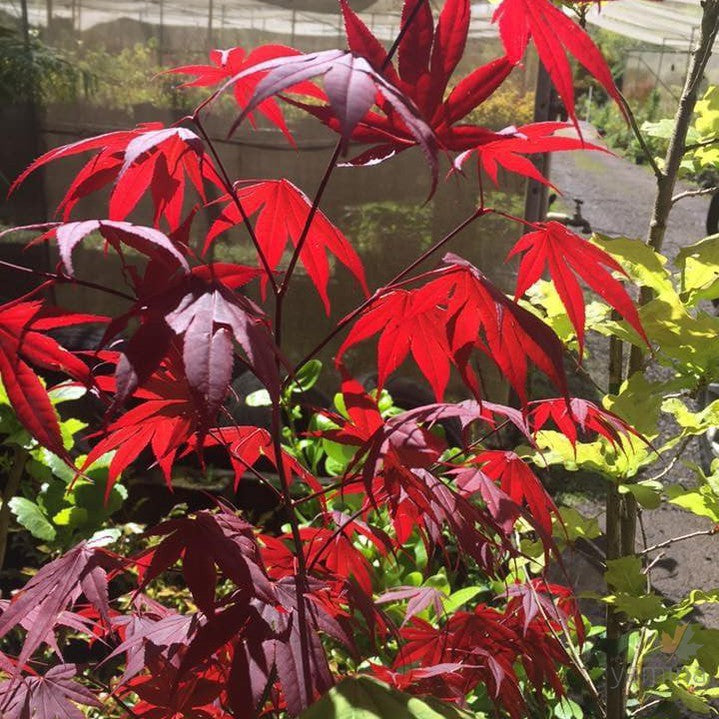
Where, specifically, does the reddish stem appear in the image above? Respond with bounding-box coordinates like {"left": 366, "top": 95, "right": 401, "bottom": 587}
{"left": 192, "top": 115, "right": 278, "bottom": 293}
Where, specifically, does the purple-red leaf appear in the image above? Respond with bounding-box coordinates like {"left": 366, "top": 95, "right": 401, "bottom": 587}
{"left": 0, "top": 544, "right": 115, "bottom": 672}
{"left": 0, "top": 664, "right": 100, "bottom": 719}
{"left": 214, "top": 49, "right": 438, "bottom": 191}
{"left": 33, "top": 220, "right": 190, "bottom": 277}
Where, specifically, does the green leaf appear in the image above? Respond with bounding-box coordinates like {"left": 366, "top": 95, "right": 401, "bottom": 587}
{"left": 592, "top": 235, "right": 674, "bottom": 297}
{"left": 299, "top": 677, "right": 476, "bottom": 719}
{"left": 622, "top": 480, "right": 663, "bottom": 510}
{"left": 52, "top": 505, "right": 88, "bottom": 527}
{"left": 556, "top": 507, "right": 601, "bottom": 542}
{"left": 695, "top": 86, "right": 719, "bottom": 138}
{"left": 604, "top": 373, "right": 684, "bottom": 438}
{"left": 8, "top": 497, "right": 56, "bottom": 542}
{"left": 531, "top": 430, "right": 652, "bottom": 480}
{"left": 662, "top": 397, "right": 719, "bottom": 435}
{"left": 47, "top": 384, "right": 87, "bottom": 404}
{"left": 553, "top": 697, "right": 584, "bottom": 719}
{"left": 676, "top": 234, "right": 719, "bottom": 305}
{"left": 443, "top": 586, "right": 483, "bottom": 614}
{"left": 73, "top": 478, "right": 126, "bottom": 516}
{"left": 642, "top": 118, "right": 689, "bottom": 142}
{"left": 667, "top": 681, "right": 713, "bottom": 714}
{"left": 610, "top": 593, "right": 665, "bottom": 621}
{"left": 87, "top": 527, "right": 121, "bottom": 548}
{"left": 605, "top": 556, "right": 645, "bottom": 595}
{"left": 245, "top": 389, "right": 271, "bottom": 407}
{"left": 668, "top": 483, "right": 719, "bottom": 523}
{"left": 291, "top": 360, "right": 323, "bottom": 393}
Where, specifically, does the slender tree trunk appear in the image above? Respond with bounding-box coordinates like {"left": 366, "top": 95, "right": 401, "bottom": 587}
{"left": 605, "top": 4, "right": 719, "bottom": 718}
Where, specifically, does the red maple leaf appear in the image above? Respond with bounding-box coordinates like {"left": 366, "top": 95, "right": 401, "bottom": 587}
{"left": 455, "top": 121, "right": 607, "bottom": 188}
{"left": 0, "top": 300, "right": 106, "bottom": 457}
{"left": 206, "top": 179, "right": 368, "bottom": 313}
{"left": 440, "top": 254, "right": 568, "bottom": 403}
{"left": 492, "top": 0, "right": 624, "bottom": 127}
{"left": 0, "top": 543, "right": 117, "bottom": 671}
{"left": 293, "top": 0, "right": 511, "bottom": 165}
{"left": 336, "top": 288, "right": 451, "bottom": 401}
{"left": 205, "top": 47, "right": 439, "bottom": 189}
{"left": 103, "top": 263, "right": 279, "bottom": 428}
{"left": 136, "top": 505, "right": 274, "bottom": 616}
{"left": 396, "top": 603, "right": 569, "bottom": 719}
{"left": 509, "top": 221, "right": 647, "bottom": 356}
{"left": 83, "top": 353, "right": 206, "bottom": 494}
{"left": 337, "top": 256, "right": 568, "bottom": 404}
{"left": 472, "top": 449, "right": 559, "bottom": 538}
{"left": 10, "top": 123, "right": 221, "bottom": 232}
{"left": 168, "top": 45, "right": 323, "bottom": 145}
{"left": 125, "top": 654, "right": 228, "bottom": 719}
{"left": 528, "top": 396, "right": 643, "bottom": 449}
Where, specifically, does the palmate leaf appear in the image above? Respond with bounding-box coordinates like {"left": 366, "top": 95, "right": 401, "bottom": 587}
{"left": 337, "top": 255, "right": 567, "bottom": 404}
{"left": 492, "top": 0, "right": 624, "bottom": 128}
{"left": 395, "top": 603, "right": 568, "bottom": 719}
{"left": 209, "top": 49, "right": 438, "bottom": 192}
{"left": 206, "top": 179, "right": 368, "bottom": 313}
{"left": 0, "top": 664, "right": 101, "bottom": 719}
{"left": 509, "top": 221, "right": 647, "bottom": 357}
{"left": 0, "top": 543, "right": 115, "bottom": 672}
{"left": 85, "top": 354, "right": 201, "bottom": 493}
{"left": 334, "top": 0, "right": 512, "bottom": 159}
{"left": 10, "top": 123, "right": 221, "bottom": 232}
{"left": 0, "top": 300, "right": 105, "bottom": 457}
{"left": 336, "top": 289, "right": 451, "bottom": 401}
{"left": 169, "top": 45, "right": 323, "bottom": 145}
{"left": 454, "top": 121, "right": 607, "bottom": 188}
{"left": 527, "top": 397, "right": 642, "bottom": 450}
{"left": 106, "top": 263, "right": 279, "bottom": 424}
{"left": 14, "top": 219, "right": 190, "bottom": 277}
{"left": 134, "top": 504, "right": 274, "bottom": 618}
{"left": 471, "top": 450, "right": 559, "bottom": 538}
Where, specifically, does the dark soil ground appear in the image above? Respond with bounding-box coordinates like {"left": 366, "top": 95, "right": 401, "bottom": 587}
{"left": 549, "top": 124, "right": 719, "bottom": 627}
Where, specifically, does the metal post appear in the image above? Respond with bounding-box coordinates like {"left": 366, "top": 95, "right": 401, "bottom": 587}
{"left": 657, "top": 38, "right": 666, "bottom": 88}
{"left": 585, "top": 85, "right": 593, "bottom": 123}
{"left": 46, "top": 0, "right": 53, "bottom": 28}
{"left": 20, "top": 0, "right": 30, "bottom": 47}
{"left": 158, "top": 0, "right": 164, "bottom": 65}
{"left": 522, "top": 63, "right": 554, "bottom": 227}
{"left": 291, "top": 8, "right": 297, "bottom": 47}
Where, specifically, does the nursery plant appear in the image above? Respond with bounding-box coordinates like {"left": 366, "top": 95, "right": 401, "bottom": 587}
{"left": 2, "top": 1, "right": 719, "bottom": 719}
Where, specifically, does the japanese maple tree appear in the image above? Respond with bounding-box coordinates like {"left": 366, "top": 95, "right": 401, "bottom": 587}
{"left": 0, "top": 1, "right": 651, "bottom": 718}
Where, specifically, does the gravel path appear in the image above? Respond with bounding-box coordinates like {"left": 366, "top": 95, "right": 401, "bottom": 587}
{"left": 549, "top": 125, "right": 719, "bottom": 626}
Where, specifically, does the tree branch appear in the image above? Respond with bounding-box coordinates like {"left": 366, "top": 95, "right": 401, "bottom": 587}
{"left": 618, "top": 93, "right": 663, "bottom": 181}
{"left": 671, "top": 186, "right": 719, "bottom": 204}
{"left": 640, "top": 527, "right": 719, "bottom": 556}
{"left": 191, "top": 115, "right": 279, "bottom": 294}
